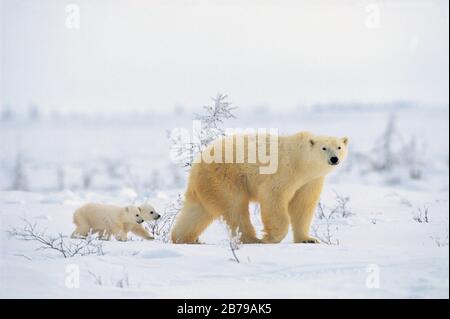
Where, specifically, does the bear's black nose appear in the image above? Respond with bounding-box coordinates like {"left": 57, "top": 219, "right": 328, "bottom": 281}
{"left": 330, "top": 156, "right": 339, "bottom": 165}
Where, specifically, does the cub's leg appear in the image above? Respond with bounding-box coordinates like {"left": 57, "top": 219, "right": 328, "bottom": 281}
{"left": 110, "top": 223, "right": 127, "bottom": 241}
{"left": 288, "top": 177, "right": 324, "bottom": 243}
{"left": 131, "top": 225, "right": 154, "bottom": 240}
{"left": 115, "top": 230, "right": 128, "bottom": 241}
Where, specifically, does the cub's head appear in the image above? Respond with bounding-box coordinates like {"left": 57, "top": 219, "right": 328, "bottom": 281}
{"left": 309, "top": 135, "right": 349, "bottom": 168}
{"left": 126, "top": 204, "right": 161, "bottom": 224}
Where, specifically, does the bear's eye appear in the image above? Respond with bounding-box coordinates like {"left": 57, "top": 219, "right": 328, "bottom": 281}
{"left": 136, "top": 214, "right": 139, "bottom": 217}
{"left": 322, "top": 147, "right": 327, "bottom": 151}
{"left": 338, "top": 146, "right": 342, "bottom": 150}
{"left": 150, "top": 211, "right": 154, "bottom": 214}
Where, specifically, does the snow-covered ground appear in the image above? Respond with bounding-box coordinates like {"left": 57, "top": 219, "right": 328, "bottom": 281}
{"left": 0, "top": 105, "right": 448, "bottom": 298}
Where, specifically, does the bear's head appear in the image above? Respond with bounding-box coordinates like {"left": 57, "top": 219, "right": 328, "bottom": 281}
{"left": 125, "top": 204, "right": 161, "bottom": 224}
{"left": 309, "top": 135, "right": 349, "bottom": 169}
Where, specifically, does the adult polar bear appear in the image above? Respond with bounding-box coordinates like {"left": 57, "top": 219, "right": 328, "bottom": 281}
{"left": 171, "top": 132, "right": 349, "bottom": 244}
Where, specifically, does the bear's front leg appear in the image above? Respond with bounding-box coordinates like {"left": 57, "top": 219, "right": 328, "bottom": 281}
{"left": 131, "top": 225, "right": 154, "bottom": 240}
{"left": 288, "top": 177, "right": 324, "bottom": 244}
{"left": 260, "top": 194, "right": 290, "bottom": 243}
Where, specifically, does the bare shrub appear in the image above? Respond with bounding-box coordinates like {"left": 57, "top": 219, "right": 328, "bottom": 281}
{"left": 162, "top": 93, "right": 237, "bottom": 241}
{"left": 316, "top": 192, "right": 353, "bottom": 221}
{"left": 430, "top": 231, "right": 449, "bottom": 247}
{"left": 402, "top": 137, "right": 425, "bottom": 180}
{"left": 334, "top": 191, "right": 353, "bottom": 218}
{"left": 219, "top": 219, "right": 242, "bottom": 263}
{"left": 7, "top": 218, "right": 105, "bottom": 258}
{"left": 413, "top": 206, "right": 431, "bottom": 223}
{"left": 147, "top": 195, "right": 183, "bottom": 243}
{"left": 196, "top": 93, "right": 237, "bottom": 147}
{"left": 312, "top": 192, "right": 352, "bottom": 245}
{"left": 370, "top": 212, "right": 382, "bottom": 225}
{"left": 312, "top": 206, "right": 340, "bottom": 246}
{"left": 370, "top": 114, "right": 401, "bottom": 172}
{"left": 115, "top": 272, "right": 130, "bottom": 288}
{"left": 88, "top": 270, "right": 135, "bottom": 288}
{"left": 88, "top": 270, "right": 103, "bottom": 286}
{"left": 366, "top": 114, "right": 426, "bottom": 180}
{"left": 168, "top": 93, "right": 237, "bottom": 168}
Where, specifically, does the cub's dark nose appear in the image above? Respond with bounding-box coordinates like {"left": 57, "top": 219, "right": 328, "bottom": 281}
{"left": 330, "top": 156, "right": 339, "bottom": 165}
{"left": 155, "top": 214, "right": 161, "bottom": 220}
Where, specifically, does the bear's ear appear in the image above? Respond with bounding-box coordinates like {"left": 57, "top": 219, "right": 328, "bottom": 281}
{"left": 309, "top": 139, "right": 315, "bottom": 147}
{"left": 342, "top": 136, "right": 349, "bottom": 145}
{"left": 138, "top": 207, "right": 142, "bottom": 213}
{"left": 125, "top": 206, "right": 130, "bottom": 213}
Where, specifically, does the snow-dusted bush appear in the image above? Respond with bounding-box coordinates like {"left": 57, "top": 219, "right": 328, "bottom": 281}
{"left": 147, "top": 194, "right": 183, "bottom": 243}
{"left": 168, "top": 93, "right": 237, "bottom": 168}
{"left": 161, "top": 93, "right": 237, "bottom": 242}
{"left": 365, "top": 114, "right": 426, "bottom": 180}
{"left": 312, "top": 203, "right": 340, "bottom": 245}
{"left": 430, "top": 232, "right": 449, "bottom": 248}
{"left": 312, "top": 192, "right": 353, "bottom": 245}
{"left": 88, "top": 270, "right": 139, "bottom": 288}
{"left": 7, "top": 218, "right": 105, "bottom": 258}
{"left": 219, "top": 219, "right": 242, "bottom": 263}
{"left": 413, "top": 206, "right": 431, "bottom": 223}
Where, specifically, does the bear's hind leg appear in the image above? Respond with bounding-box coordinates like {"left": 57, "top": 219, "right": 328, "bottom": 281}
{"left": 171, "top": 195, "right": 214, "bottom": 244}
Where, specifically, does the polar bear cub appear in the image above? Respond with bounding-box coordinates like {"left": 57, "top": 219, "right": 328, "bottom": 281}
{"left": 71, "top": 203, "right": 161, "bottom": 241}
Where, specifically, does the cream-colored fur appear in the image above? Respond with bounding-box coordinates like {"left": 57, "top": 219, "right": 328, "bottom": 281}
{"left": 171, "top": 132, "right": 349, "bottom": 244}
{"left": 71, "top": 203, "right": 160, "bottom": 241}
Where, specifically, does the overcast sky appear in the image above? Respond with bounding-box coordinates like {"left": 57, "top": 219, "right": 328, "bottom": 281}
{"left": 1, "top": 0, "right": 449, "bottom": 114}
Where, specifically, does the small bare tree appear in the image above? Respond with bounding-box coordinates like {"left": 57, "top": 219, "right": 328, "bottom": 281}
{"left": 220, "top": 219, "right": 241, "bottom": 263}
{"left": 312, "top": 204, "right": 340, "bottom": 245}
{"left": 402, "top": 137, "right": 425, "bottom": 180}
{"left": 370, "top": 212, "right": 382, "bottom": 225}
{"left": 196, "top": 93, "right": 237, "bottom": 147}
{"left": 430, "top": 231, "right": 449, "bottom": 248}
{"left": 163, "top": 93, "right": 238, "bottom": 240}
{"left": 365, "top": 114, "right": 426, "bottom": 181}
{"left": 147, "top": 195, "right": 184, "bottom": 243}
{"left": 334, "top": 191, "right": 352, "bottom": 218}
{"left": 7, "top": 218, "right": 105, "bottom": 258}
{"left": 312, "top": 193, "right": 352, "bottom": 245}
{"left": 168, "top": 93, "right": 237, "bottom": 168}
{"left": 370, "top": 114, "right": 400, "bottom": 172}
